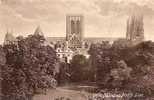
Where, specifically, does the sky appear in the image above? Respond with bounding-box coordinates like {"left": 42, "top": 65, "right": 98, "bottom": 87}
{"left": 0, "top": 0, "right": 154, "bottom": 44}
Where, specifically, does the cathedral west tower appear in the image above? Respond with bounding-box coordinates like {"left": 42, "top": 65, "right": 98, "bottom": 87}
{"left": 126, "top": 14, "right": 144, "bottom": 44}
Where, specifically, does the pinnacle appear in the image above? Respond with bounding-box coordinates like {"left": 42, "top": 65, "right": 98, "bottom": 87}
{"left": 34, "top": 25, "right": 44, "bottom": 36}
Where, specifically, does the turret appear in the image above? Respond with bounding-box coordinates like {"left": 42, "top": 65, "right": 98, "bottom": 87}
{"left": 34, "top": 26, "right": 44, "bottom": 36}
{"left": 3, "top": 30, "right": 16, "bottom": 45}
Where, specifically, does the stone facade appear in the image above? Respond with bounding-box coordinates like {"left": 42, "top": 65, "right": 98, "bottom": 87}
{"left": 66, "top": 15, "right": 83, "bottom": 49}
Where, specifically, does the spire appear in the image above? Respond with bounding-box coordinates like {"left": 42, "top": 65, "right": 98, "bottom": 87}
{"left": 126, "top": 17, "right": 130, "bottom": 40}
{"left": 34, "top": 25, "right": 44, "bottom": 36}
{"left": 4, "top": 29, "right": 16, "bottom": 45}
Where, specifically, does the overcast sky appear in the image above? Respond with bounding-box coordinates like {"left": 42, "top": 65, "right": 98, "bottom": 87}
{"left": 0, "top": 0, "right": 154, "bottom": 44}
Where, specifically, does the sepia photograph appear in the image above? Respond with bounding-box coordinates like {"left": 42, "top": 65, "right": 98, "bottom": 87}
{"left": 0, "top": 0, "right": 154, "bottom": 100}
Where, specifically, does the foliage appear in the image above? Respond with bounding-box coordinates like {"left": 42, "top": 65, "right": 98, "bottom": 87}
{"left": 56, "top": 62, "right": 70, "bottom": 85}
{"left": 88, "top": 41, "right": 116, "bottom": 83}
{"left": 70, "top": 54, "right": 90, "bottom": 82}
{"left": 0, "top": 45, "right": 6, "bottom": 99}
{"left": 110, "top": 60, "right": 132, "bottom": 88}
{"left": 2, "top": 34, "right": 58, "bottom": 100}
{"left": 122, "top": 41, "right": 154, "bottom": 96}
{"left": 88, "top": 40, "right": 154, "bottom": 97}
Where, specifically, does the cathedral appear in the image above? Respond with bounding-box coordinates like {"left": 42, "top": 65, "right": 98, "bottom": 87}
{"left": 3, "top": 14, "right": 145, "bottom": 63}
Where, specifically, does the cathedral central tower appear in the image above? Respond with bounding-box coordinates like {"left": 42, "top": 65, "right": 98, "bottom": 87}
{"left": 66, "top": 15, "right": 83, "bottom": 49}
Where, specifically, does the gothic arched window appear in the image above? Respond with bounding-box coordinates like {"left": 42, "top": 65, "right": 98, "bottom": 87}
{"left": 71, "top": 20, "right": 75, "bottom": 34}
{"left": 76, "top": 20, "right": 80, "bottom": 34}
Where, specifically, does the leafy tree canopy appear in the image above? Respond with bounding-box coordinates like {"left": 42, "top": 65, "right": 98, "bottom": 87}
{"left": 2, "top": 34, "right": 58, "bottom": 100}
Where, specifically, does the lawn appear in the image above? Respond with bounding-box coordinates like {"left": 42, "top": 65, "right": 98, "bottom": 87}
{"left": 33, "top": 87, "right": 90, "bottom": 100}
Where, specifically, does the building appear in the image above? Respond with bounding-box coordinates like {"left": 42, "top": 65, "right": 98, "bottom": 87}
{"left": 34, "top": 26, "right": 44, "bottom": 36}
{"left": 56, "top": 42, "right": 74, "bottom": 63}
{"left": 66, "top": 15, "right": 83, "bottom": 49}
{"left": 3, "top": 30, "right": 17, "bottom": 45}
{"left": 54, "top": 15, "right": 91, "bottom": 63}
{"left": 126, "top": 14, "right": 144, "bottom": 44}
{"left": 47, "top": 37, "right": 120, "bottom": 47}
{"left": 33, "top": 26, "right": 57, "bottom": 48}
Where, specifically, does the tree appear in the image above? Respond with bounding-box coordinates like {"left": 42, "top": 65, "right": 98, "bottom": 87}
{"left": 70, "top": 54, "right": 90, "bottom": 82}
{"left": 110, "top": 60, "right": 132, "bottom": 88}
{"left": 56, "top": 62, "right": 70, "bottom": 85}
{"left": 123, "top": 41, "right": 154, "bottom": 96}
{"left": 88, "top": 41, "right": 154, "bottom": 97}
{"left": 88, "top": 42, "right": 116, "bottom": 84}
{"left": 2, "top": 34, "right": 58, "bottom": 100}
{"left": 0, "top": 45, "right": 6, "bottom": 99}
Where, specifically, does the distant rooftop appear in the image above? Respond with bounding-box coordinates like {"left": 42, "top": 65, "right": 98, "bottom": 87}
{"left": 46, "top": 37, "right": 124, "bottom": 43}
